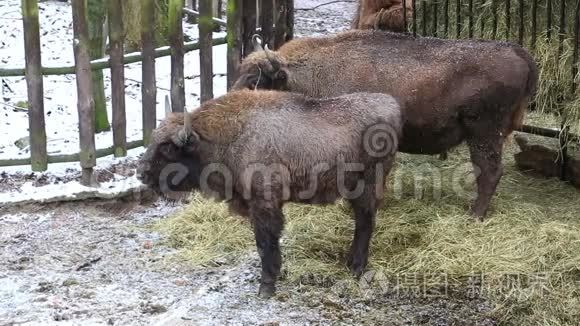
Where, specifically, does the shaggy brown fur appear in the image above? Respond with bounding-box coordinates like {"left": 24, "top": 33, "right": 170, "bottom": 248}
{"left": 232, "top": 30, "right": 539, "bottom": 219}
{"left": 137, "top": 89, "right": 403, "bottom": 298}
{"left": 351, "top": 0, "right": 414, "bottom": 32}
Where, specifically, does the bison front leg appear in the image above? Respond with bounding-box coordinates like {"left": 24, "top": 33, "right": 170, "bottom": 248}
{"left": 467, "top": 136, "right": 505, "bottom": 220}
{"left": 249, "top": 200, "right": 285, "bottom": 299}
{"left": 346, "top": 169, "right": 383, "bottom": 278}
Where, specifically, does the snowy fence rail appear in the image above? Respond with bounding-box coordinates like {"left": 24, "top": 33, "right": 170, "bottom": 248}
{"left": 1, "top": 0, "right": 294, "bottom": 187}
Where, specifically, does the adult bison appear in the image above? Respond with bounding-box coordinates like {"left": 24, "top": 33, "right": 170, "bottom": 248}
{"left": 351, "top": 0, "right": 414, "bottom": 32}
{"left": 232, "top": 30, "right": 538, "bottom": 219}
{"left": 137, "top": 89, "right": 403, "bottom": 298}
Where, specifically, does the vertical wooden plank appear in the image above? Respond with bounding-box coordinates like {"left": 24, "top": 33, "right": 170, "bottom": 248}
{"left": 169, "top": 0, "right": 185, "bottom": 112}
{"left": 532, "top": 0, "right": 538, "bottom": 49}
{"left": 432, "top": 1, "right": 438, "bottom": 37}
{"left": 444, "top": 0, "right": 449, "bottom": 37}
{"left": 286, "top": 0, "right": 294, "bottom": 42}
{"left": 227, "top": 0, "right": 243, "bottom": 89}
{"left": 108, "top": 0, "right": 126, "bottom": 157}
{"left": 199, "top": 0, "right": 214, "bottom": 103}
{"left": 468, "top": 0, "right": 473, "bottom": 38}
{"left": 558, "top": 0, "right": 567, "bottom": 56}
{"left": 518, "top": 0, "right": 524, "bottom": 44}
{"left": 142, "top": 0, "right": 157, "bottom": 146}
{"left": 260, "top": 0, "right": 274, "bottom": 47}
{"left": 244, "top": 0, "right": 258, "bottom": 53}
{"left": 275, "top": 0, "right": 288, "bottom": 49}
{"left": 71, "top": 0, "right": 96, "bottom": 186}
{"left": 21, "top": 0, "right": 47, "bottom": 171}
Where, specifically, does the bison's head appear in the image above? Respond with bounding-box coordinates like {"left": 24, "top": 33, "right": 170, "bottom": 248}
{"left": 137, "top": 113, "right": 203, "bottom": 200}
{"left": 232, "top": 35, "right": 290, "bottom": 91}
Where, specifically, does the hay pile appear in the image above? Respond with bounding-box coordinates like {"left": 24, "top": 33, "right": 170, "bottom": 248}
{"left": 156, "top": 113, "right": 580, "bottom": 325}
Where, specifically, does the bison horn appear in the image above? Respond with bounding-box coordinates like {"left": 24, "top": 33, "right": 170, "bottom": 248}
{"left": 252, "top": 34, "right": 265, "bottom": 52}
{"left": 175, "top": 107, "right": 193, "bottom": 146}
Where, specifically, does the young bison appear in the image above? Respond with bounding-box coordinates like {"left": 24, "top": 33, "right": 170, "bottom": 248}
{"left": 137, "top": 89, "right": 403, "bottom": 298}
{"left": 351, "top": 0, "right": 414, "bottom": 32}
{"left": 232, "top": 30, "right": 538, "bottom": 219}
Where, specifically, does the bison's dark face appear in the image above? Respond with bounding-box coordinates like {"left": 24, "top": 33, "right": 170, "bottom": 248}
{"left": 137, "top": 128, "right": 203, "bottom": 200}
{"left": 232, "top": 35, "right": 290, "bottom": 91}
{"left": 232, "top": 57, "right": 290, "bottom": 91}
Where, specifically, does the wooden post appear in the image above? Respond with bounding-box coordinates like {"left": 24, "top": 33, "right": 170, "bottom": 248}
{"left": 108, "top": 0, "right": 126, "bottom": 157}
{"left": 142, "top": 0, "right": 157, "bottom": 146}
{"left": 169, "top": 0, "right": 185, "bottom": 112}
{"left": 260, "top": 0, "right": 273, "bottom": 47}
{"left": 21, "top": 0, "right": 47, "bottom": 172}
{"left": 242, "top": 0, "right": 257, "bottom": 56}
{"left": 199, "top": 0, "right": 214, "bottom": 102}
{"left": 274, "top": 0, "right": 287, "bottom": 49}
{"left": 227, "top": 0, "right": 243, "bottom": 89}
{"left": 286, "top": 0, "right": 294, "bottom": 42}
{"left": 71, "top": 0, "right": 97, "bottom": 187}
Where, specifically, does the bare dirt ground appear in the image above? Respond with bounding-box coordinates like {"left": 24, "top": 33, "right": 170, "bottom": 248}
{"left": 1, "top": 2, "right": 498, "bottom": 325}
{"left": 0, "top": 198, "right": 497, "bottom": 326}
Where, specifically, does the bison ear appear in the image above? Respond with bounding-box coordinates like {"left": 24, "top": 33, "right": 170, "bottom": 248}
{"left": 171, "top": 129, "right": 200, "bottom": 153}
{"left": 275, "top": 69, "right": 288, "bottom": 81}
{"left": 232, "top": 74, "right": 253, "bottom": 90}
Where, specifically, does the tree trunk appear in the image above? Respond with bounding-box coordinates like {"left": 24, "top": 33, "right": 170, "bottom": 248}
{"left": 108, "top": 0, "right": 127, "bottom": 157}
{"left": 71, "top": 0, "right": 97, "bottom": 187}
{"left": 142, "top": 0, "right": 157, "bottom": 146}
{"left": 169, "top": 0, "right": 185, "bottom": 112}
{"left": 21, "top": 0, "right": 48, "bottom": 171}
{"left": 88, "top": 0, "right": 110, "bottom": 133}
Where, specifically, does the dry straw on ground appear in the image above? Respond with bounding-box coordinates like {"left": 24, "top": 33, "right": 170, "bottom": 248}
{"left": 156, "top": 113, "right": 580, "bottom": 325}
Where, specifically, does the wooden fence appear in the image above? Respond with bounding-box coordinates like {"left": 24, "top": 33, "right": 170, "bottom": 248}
{"left": 409, "top": 0, "right": 580, "bottom": 181}
{"left": 0, "top": 0, "right": 294, "bottom": 186}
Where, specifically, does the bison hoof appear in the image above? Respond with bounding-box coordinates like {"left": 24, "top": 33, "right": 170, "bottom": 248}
{"left": 469, "top": 208, "right": 487, "bottom": 222}
{"left": 258, "top": 283, "right": 276, "bottom": 299}
{"left": 347, "top": 256, "right": 367, "bottom": 279}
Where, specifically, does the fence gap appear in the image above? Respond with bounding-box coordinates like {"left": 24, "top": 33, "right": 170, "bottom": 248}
{"left": 141, "top": 0, "right": 157, "bottom": 146}
{"left": 403, "top": 0, "right": 408, "bottom": 32}
{"left": 71, "top": 0, "right": 97, "bottom": 186}
{"left": 21, "top": 0, "right": 47, "bottom": 171}
{"left": 227, "top": 0, "right": 242, "bottom": 89}
{"left": 169, "top": 0, "right": 185, "bottom": 112}
{"left": 199, "top": 0, "right": 214, "bottom": 103}
{"left": 422, "top": 0, "right": 428, "bottom": 35}
{"left": 547, "top": 0, "right": 553, "bottom": 39}
{"left": 413, "top": 0, "right": 417, "bottom": 36}
{"left": 456, "top": 0, "right": 461, "bottom": 38}
{"left": 187, "top": 0, "right": 198, "bottom": 23}
{"left": 242, "top": 1, "right": 257, "bottom": 54}
{"left": 107, "top": 0, "right": 126, "bottom": 157}
{"left": 505, "top": 0, "right": 511, "bottom": 40}
{"left": 432, "top": 1, "right": 439, "bottom": 37}
{"left": 491, "top": 0, "right": 497, "bottom": 39}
